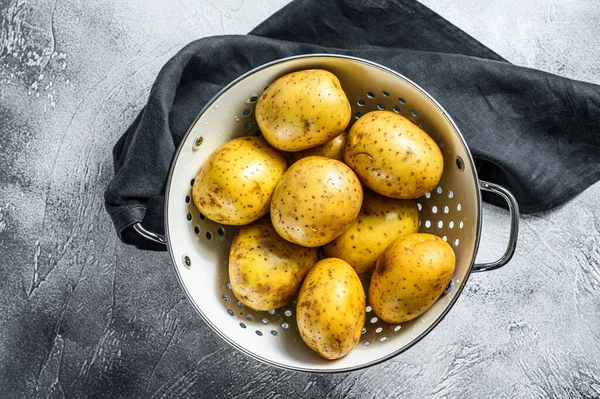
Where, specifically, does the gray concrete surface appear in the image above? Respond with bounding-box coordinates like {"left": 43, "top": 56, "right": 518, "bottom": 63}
{"left": 1, "top": 0, "right": 599, "bottom": 397}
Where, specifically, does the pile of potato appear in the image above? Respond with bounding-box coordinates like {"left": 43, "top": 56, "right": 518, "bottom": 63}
{"left": 192, "top": 69, "right": 455, "bottom": 360}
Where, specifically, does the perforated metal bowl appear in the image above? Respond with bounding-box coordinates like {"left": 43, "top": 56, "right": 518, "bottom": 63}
{"left": 133, "top": 54, "right": 519, "bottom": 372}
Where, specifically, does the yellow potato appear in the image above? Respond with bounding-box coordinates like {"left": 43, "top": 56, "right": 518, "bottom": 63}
{"left": 270, "top": 156, "right": 363, "bottom": 247}
{"left": 291, "top": 131, "right": 347, "bottom": 163}
{"left": 324, "top": 189, "right": 419, "bottom": 279}
{"left": 192, "top": 136, "right": 286, "bottom": 225}
{"left": 255, "top": 69, "right": 351, "bottom": 152}
{"left": 344, "top": 110, "right": 443, "bottom": 199}
{"left": 369, "top": 233, "right": 455, "bottom": 324}
{"left": 229, "top": 217, "right": 319, "bottom": 311}
{"left": 296, "top": 258, "right": 366, "bottom": 360}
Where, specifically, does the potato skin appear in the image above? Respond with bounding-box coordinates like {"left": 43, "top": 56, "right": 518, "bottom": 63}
{"left": 369, "top": 233, "right": 455, "bottom": 324}
{"left": 291, "top": 131, "right": 347, "bottom": 163}
{"left": 255, "top": 69, "right": 351, "bottom": 152}
{"left": 324, "top": 189, "right": 419, "bottom": 279}
{"left": 344, "top": 110, "right": 443, "bottom": 199}
{"left": 296, "top": 258, "right": 366, "bottom": 360}
{"left": 229, "top": 217, "right": 319, "bottom": 311}
{"left": 192, "top": 136, "right": 286, "bottom": 225}
{"left": 270, "top": 156, "right": 363, "bottom": 247}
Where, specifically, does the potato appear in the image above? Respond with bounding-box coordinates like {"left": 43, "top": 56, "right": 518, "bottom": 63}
{"left": 369, "top": 233, "right": 455, "bottom": 324}
{"left": 228, "top": 217, "right": 319, "bottom": 311}
{"left": 296, "top": 258, "right": 366, "bottom": 360}
{"left": 324, "top": 189, "right": 419, "bottom": 279}
{"left": 192, "top": 136, "right": 286, "bottom": 225}
{"left": 344, "top": 110, "right": 443, "bottom": 199}
{"left": 270, "top": 156, "right": 363, "bottom": 247}
{"left": 255, "top": 69, "right": 351, "bottom": 152}
{"left": 291, "top": 131, "right": 347, "bottom": 163}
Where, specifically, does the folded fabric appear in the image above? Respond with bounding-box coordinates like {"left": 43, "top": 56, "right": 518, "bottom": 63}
{"left": 105, "top": 0, "right": 600, "bottom": 250}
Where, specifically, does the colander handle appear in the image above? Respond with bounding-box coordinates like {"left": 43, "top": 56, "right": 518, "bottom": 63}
{"left": 472, "top": 180, "right": 519, "bottom": 272}
{"left": 133, "top": 222, "right": 166, "bottom": 245}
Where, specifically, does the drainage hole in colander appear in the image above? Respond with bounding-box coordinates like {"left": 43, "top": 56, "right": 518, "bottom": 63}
{"left": 370, "top": 317, "right": 378, "bottom": 324}
{"left": 281, "top": 323, "right": 289, "bottom": 329}
{"left": 377, "top": 104, "right": 385, "bottom": 110}
{"left": 454, "top": 238, "right": 460, "bottom": 247}
{"left": 249, "top": 95, "right": 258, "bottom": 103}
{"left": 183, "top": 255, "right": 191, "bottom": 268}
{"left": 425, "top": 192, "right": 431, "bottom": 199}
{"left": 431, "top": 206, "right": 438, "bottom": 214}
{"left": 239, "top": 322, "right": 246, "bottom": 329}
{"left": 256, "top": 331, "right": 263, "bottom": 336}
{"left": 442, "top": 235, "right": 448, "bottom": 242}
{"left": 361, "top": 328, "right": 367, "bottom": 335}
{"left": 449, "top": 221, "right": 454, "bottom": 229}
{"left": 261, "top": 318, "right": 269, "bottom": 325}
{"left": 367, "top": 91, "right": 375, "bottom": 98}
{"left": 268, "top": 309, "right": 276, "bottom": 315}
{"left": 222, "top": 294, "right": 230, "bottom": 303}
{"left": 362, "top": 341, "right": 370, "bottom": 346}
{"left": 271, "top": 330, "right": 278, "bottom": 336}
{"left": 392, "top": 106, "right": 400, "bottom": 113}
{"left": 185, "top": 195, "right": 190, "bottom": 203}
{"left": 379, "top": 336, "right": 388, "bottom": 342}
{"left": 437, "top": 221, "right": 444, "bottom": 229}
{"left": 199, "top": 213, "right": 206, "bottom": 220}
{"left": 355, "top": 112, "right": 363, "bottom": 120}
{"left": 444, "top": 279, "right": 455, "bottom": 294}
{"left": 218, "top": 227, "right": 225, "bottom": 237}
{"left": 448, "top": 190, "right": 454, "bottom": 199}
{"left": 190, "top": 178, "right": 195, "bottom": 187}
{"left": 206, "top": 231, "right": 212, "bottom": 240}
{"left": 187, "top": 213, "right": 192, "bottom": 221}
{"left": 237, "top": 301, "right": 244, "bottom": 308}
{"left": 456, "top": 156, "right": 465, "bottom": 171}
{"left": 436, "top": 186, "right": 443, "bottom": 195}
{"left": 242, "top": 108, "right": 251, "bottom": 116}
{"left": 393, "top": 325, "right": 401, "bottom": 332}
{"left": 398, "top": 97, "right": 406, "bottom": 104}
{"left": 375, "top": 327, "right": 383, "bottom": 334}
{"left": 226, "top": 282, "right": 232, "bottom": 290}
{"left": 245, "top": 314, "right": 253, "bottom": 321}
{"left": 284, "top": 310, "right": 292, "bottom": 317}
{"left": 459, "top": 220, "right": 464, "bottom": 229}
{"left": 244, "top": 121, "right": 253, "bottom": 129}
{"left": 443, "top": 206, "right": 449, "bottom": 214}
{"left": 194, "top": 226, "right": 200, "bottom": 234}
{"left": 381, "top": 91, "right": 390, "bottom": 97}
{"left": 417, "top": 203, "right": 422, "bottom": 211}
{"left": 227, "top": 309, "right": 234, "bottom": 316}
{"left": 425, "top": 220, "right": 431, "bottom": 228}
{"left": 457, "top": 203, "right": 462, "bottom": 212}
{"left": 357, "top": 99, "right": 365, "bottom": 106}
{"left": 366, "top": 305, "right": 372, "bottom": 313}
{"left": 411, "top": 110, "right": 418, "bottom": 117}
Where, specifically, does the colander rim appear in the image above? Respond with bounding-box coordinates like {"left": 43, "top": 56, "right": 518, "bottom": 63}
{"left": 164, "top": 53, "right": 483, "bottom": 373}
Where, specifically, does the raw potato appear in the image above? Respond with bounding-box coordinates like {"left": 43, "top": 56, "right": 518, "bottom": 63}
{"left": 228, "top": 217, "right": 319, "bottom": 311}
{"left": 324, "top": 189, "right": 419, "bottom": 279}
{"left": 192, "top": 136, "right": 286, "bottom": 225}
{"left": 255, "top": 69, "right": 351, "bottom": 152}
{"left": 291, "top": 131, "right": 347, "bottom": 163}
{"left": 344, "top": 110, "right": 443, "bottom": 199}
{"left": 369, "top": 233, "right": 455, "bottom": 324}
{"left": 270, "top": 156, "right": 363, "bottom": 247}
{"left": 296, "top": 258, "right": 366, "bottom": 360}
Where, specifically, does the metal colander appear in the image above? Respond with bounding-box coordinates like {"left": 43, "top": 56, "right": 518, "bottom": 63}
{"left": 133, "top": 54, "right": 519, "bottom": 373}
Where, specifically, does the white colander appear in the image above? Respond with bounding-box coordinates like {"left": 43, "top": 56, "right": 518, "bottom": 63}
{"left": 133, "top": 54, "right": 519, "bottom": 372}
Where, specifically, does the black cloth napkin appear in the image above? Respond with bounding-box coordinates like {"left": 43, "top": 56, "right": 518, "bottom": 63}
{"left": 105, "top": 0, "right": 600, "bottom": 250}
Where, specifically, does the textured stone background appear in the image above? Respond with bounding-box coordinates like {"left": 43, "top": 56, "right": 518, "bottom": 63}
{"left": 1, "top": 0, "right": 599, "bottom": 398}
